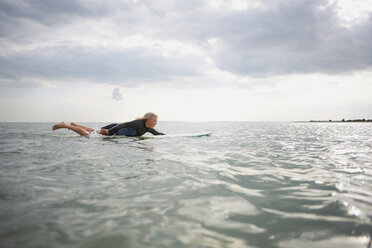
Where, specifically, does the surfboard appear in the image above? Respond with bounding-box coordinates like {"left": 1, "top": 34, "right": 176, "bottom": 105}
{"left": 140, "top": 132, "right": 213, "bottom": 139}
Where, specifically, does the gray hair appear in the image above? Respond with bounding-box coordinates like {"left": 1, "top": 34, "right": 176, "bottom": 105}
{"left": 137, "top": 112, "right": 158, "bottom": 120}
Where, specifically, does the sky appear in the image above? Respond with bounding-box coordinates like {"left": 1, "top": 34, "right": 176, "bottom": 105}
{"left": 0, "top": 0, "right": 371, "bottom": 122}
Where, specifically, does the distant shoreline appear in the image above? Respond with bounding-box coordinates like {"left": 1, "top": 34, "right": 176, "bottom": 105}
{"left": 294, "top": 119, "right": 372, "bottom": 123}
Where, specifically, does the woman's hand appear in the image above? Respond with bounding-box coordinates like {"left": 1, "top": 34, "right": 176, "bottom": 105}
{"left": 99, "top": 129, "right": 109, "bottom": 135}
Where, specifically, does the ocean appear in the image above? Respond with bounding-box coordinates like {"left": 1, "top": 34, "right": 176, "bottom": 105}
{"left": 0, "top": 122, "right": 371, "bottom": 248}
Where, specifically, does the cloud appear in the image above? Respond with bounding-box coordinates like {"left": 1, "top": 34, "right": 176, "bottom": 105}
{"left": 0, "top": 0, "right": 115, "bottom": 25}
{"left": 0, "top": 44, "right": 204, "bottom": 84}
{"left": 112, "top": 87, "right": 122, "bottom": 101}
{"left": 0, "top": 0, "right": 371, "bottom": 88}
{"left": 204, "top": 0, "right": 372, "bottom": 76}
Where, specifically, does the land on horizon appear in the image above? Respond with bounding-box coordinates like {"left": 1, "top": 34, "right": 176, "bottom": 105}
{"left": 294, "top": 119, "right": 372, "bottom": 123}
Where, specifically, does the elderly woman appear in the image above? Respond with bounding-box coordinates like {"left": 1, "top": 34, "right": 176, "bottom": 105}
{"left": 52, "top": 112, "right": 165, "bottom": 137}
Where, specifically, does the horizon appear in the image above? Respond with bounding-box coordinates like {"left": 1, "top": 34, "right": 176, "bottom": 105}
{"left": 1, "top": 118, "right": 371, "bottom": 124}
{"left": 1, "top": 0, "right": 372, "bottom": 122}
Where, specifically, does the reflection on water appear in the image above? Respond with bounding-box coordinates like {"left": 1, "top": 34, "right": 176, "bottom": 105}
{"left": 0, "top": 122, "right": 371, "bottom": 248}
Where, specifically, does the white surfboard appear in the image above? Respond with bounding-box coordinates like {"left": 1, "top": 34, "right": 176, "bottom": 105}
{"left": 141, "top": 132, "right": 213, "bottom": 139}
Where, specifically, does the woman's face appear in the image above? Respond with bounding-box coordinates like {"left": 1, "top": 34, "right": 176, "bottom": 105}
{"left": 146, "top": 116, "right": 158, "bottom": 128}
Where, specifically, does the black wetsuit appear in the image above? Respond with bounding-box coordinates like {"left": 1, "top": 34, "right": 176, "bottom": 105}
{"left": 101, "top": 119, "right": 165, "bottom": 137}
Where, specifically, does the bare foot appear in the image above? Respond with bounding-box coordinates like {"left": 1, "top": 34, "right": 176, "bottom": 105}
{"left": 71, "top": 122, "right": 77, "bottom": 126}
{"left": 52, "top": 122, "right": 67, "bottom": 131}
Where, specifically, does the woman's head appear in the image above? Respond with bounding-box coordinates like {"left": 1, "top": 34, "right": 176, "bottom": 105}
{"left": 140, "top": 112, "right": 158, "bottom": 128}
{"left": 142, "top": 112, "right": 157, "bottom": 120}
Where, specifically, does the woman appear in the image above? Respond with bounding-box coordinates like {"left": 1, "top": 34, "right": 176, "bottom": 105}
{"left": 52, "top": 112, "right": 165, "bottom": 137}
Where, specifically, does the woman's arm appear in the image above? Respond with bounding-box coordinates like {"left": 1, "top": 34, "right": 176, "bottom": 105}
{"left": 148, "top": 128, "right": 165, "bottom": 135}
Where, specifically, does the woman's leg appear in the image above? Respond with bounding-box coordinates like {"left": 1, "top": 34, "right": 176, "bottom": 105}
{"left": 52, "top": 122, "right": 90, "bottom": 136}
{"left": 70, "top": 122, "right": 94, "bottom": 133}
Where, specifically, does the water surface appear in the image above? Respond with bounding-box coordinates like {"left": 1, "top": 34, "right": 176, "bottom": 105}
{"left": 0, "top": 122, "right": 371, "bottom": 247}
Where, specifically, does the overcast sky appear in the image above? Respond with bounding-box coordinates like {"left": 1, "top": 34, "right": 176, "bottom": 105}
{"left": 0, "top": 0, "right": 371, "bottom": 122}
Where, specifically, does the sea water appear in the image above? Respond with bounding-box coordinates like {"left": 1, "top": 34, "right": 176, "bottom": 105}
{"left": 0, "top": 122, "right": 371, "bottom": 248}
